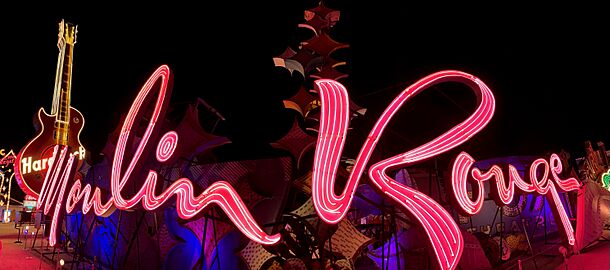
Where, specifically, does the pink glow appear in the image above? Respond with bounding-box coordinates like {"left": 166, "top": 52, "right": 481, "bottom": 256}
{"left": 451, "top": 152, "right": 485, "bottom": 215}
{"left": 312, "top": 71, "right": 496, "bottom": 269}
{"left": 156, "top": 131, "right": 178, "bottom": 162}
{"left": 34, "top": 66, "right": 580, "bottom": 267}
{"left": 110, "top": 65, "right": 278, "bottom": 245}
{"left": 39, "top": 65, "right": 280, "bottom": 246}
{"left": 473, "top": 165, "right": 514, "bottom": 205}
{"left": 110, "top": 65, "right": 173, "bottom": 210}
{"left": 549, "top": 153, "right": 581, "bottom": 191}
{"left": 510, "top": 164, "right": 536, "bottom": 192}
{"left": 449, "top": 153, "right": 580, "bottom": 246}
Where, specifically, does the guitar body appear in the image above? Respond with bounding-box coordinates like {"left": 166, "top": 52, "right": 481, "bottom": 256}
{"left": 14, "top": 106, "right": 85, "bottom": 198}
{"left": 14, "top": 19, "right": 85, "bottom": 199}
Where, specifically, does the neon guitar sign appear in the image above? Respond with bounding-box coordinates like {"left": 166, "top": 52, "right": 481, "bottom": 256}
{"left": 15, "top": 19, "right": 86, "bottom": 198}
{"left": 37, "top": 65, "right": 581, "bottom": 270}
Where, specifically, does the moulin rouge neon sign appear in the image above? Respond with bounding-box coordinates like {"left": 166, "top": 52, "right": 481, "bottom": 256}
{"left": 34, "top": 65, "right": 581, "bottom": 270}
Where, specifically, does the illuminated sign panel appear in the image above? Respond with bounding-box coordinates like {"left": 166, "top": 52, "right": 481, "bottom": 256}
{"left": 19, "top": 146, "right": 84, "bottom": 175}
{"left": 1, "top": 149, "right": 17, "bottom": 213}
{"left": 0, "top": 149, "right": 16, "bottom": 165}
{"left": 37, "top": 65, "right": 580, "bottom": 270}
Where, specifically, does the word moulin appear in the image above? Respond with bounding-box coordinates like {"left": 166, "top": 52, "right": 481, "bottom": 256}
{"left": 37, "top": 65, "right": 580, "bottom": 270}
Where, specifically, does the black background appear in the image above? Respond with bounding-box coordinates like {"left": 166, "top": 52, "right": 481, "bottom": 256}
{"left": 2, "top": 3, "right": 608, "bottom": 165}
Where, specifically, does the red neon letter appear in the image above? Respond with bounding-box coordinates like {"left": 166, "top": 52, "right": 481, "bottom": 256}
{"left": 312, "top": 71, "right": 496, "bottom": 269}
{"left": 41, "top": 65, "right": 278, "bottom": 246}
{"left": 37, "top": 145, "right": 77, "bottom": 246}
{"left": 449, "top": 153, "right": 580, "bottom": 246}
{"left": 451, "top": 152, "right": 485, "bottom": 215}
{"left": 109, "top": 65, "right": 279, "bottom": 245}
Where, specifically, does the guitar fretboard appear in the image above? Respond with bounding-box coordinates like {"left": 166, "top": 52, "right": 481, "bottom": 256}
{"left": 52, "top": 21, "right": 76, "bottom": 146}
{"left": 57, "top": 43, "right": 72, "bottom": 124}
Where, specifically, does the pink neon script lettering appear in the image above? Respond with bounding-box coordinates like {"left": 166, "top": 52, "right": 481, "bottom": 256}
{"left": 33, "top": 65, "right": 581, "bottom": 270}
{"left": 450, "top": 152, "right": 580, "bottom": 245}
{"left": 312, "top": 71, "right": 495, "bottom": 270}
{"left": 40, "top": 65, "right": 280, "bottom": 246}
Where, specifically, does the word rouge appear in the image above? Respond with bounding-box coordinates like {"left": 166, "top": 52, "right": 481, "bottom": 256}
{"left": 37, "top": 65, "right": 580, "bottom": 270}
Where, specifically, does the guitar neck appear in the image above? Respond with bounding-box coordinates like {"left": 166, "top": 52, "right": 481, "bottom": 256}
{"left": 52, "top": 20, "right": 77, "bottom": 146}
{"left": 57, "top": 43, "right": 73, "bottom": 123}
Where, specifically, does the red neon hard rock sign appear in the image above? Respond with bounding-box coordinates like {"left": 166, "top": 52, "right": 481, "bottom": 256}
{"left": 35, "top": 65, "right": 581, "bottom": 270}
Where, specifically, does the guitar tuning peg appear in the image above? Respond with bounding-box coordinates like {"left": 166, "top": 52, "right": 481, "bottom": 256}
{"left": 74, "top": 25, "right": 78, "bottom": 43}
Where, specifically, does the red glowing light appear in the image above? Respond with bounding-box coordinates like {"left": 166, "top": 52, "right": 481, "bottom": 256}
{"left": 40, "top": 65, "right": 280, "bottom": 246}
{"left": 156, "top": 131, "right": 178, "bottom": 162}
{"left": 36, "top": 145, "right": 76, "bottom": 247}
{"left": 449, "top": 153, "right": 580, "bottom": 246}
{"left": 312, "top": 71, "right": 496, "bottom": 269}
{"left": 34, "top": 66, "right": 580, "bottom": 270}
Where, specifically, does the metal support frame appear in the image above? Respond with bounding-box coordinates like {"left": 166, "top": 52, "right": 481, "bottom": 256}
{"left": 30, "top": 213, "right": 80, "bottom": 266}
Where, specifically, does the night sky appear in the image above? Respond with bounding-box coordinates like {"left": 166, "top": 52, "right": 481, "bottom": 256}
{"left": 2, "top": 3, "right": 609, "bottom": 167}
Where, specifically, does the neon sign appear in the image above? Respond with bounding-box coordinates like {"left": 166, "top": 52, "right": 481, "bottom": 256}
{"left": 450, "top": 152, "right": 580, "bottom": 246}
{"left": 38, "top": 66, "right": 279, "bottom": 247}
{"left": 1, "top": 149, "right": 16, "bottom": 215}
{"left": 0, "top": 149, "right": 16, "bottom": 166}
{"left": 602, "top": 169, "right": 610, "bottom": 190}
{"left": 19, "top": 146, "right": 84, "bottom": 175}
{"left": 36, "top": 66, "right": 580, "bottom": 270}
